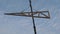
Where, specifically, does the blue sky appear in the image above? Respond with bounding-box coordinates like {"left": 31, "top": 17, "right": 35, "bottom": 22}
{"left": 0, "top": 0, "right": 60, "bottom": 34}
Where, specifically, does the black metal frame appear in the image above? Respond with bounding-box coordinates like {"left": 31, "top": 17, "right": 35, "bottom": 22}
{"left": 4, "top": 0, "right": 50, "bottom": 34}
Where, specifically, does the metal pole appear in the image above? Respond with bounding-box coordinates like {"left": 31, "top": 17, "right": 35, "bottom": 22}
{"left": 29, "top": 0, "right": 37, "bottom": 34}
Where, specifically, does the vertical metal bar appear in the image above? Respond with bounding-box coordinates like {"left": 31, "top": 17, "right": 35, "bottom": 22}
{"left": 48, "top": 11, "right": 50, "bottom": 18}
{"left": 29, "top": 0, "right": 37, "bottom": 34}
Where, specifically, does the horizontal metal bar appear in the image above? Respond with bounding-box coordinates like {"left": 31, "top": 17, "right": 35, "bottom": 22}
{"left": 4, "top": 13, "right": 50, "bottom": 19}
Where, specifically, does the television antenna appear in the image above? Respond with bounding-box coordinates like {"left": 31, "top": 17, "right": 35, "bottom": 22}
{"left": 4, "top": 0, "right": 50, "bottom": 34}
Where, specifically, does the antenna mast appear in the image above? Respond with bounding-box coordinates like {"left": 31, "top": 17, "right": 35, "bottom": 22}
{"left": 29, "top": 0, "right": 37, "bottom": 34}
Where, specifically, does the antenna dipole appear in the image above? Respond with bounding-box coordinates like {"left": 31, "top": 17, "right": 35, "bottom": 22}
{"left": 29, "top": 0, "right": 37, "bottom": 34}
{"left": 4, "top": 0, "right": 50, "bottom": 34}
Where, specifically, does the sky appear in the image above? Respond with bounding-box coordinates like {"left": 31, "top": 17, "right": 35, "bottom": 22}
{"left": 0, "top": 0, "right": 60, "bottom": 34}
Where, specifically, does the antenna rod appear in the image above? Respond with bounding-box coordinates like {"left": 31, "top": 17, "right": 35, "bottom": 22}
{"left": 29, "top": 0, "right": 37, "bottom": 34}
